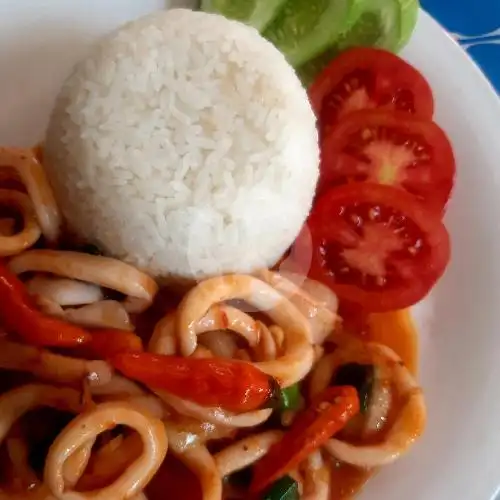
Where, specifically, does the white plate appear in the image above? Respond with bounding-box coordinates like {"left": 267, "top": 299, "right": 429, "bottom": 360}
{"left": 1, "top": 2, "right": 500, "bottom": 500}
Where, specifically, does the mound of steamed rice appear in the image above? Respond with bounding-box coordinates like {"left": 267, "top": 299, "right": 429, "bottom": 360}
{"left": 44, "top": 8, "right": 319, "bottom": 281}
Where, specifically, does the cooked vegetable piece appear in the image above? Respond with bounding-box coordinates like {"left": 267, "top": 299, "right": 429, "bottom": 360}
{"left": 112, "top": 352, "right": 281, "bottom": 413}
{"left": 86, "top": 328, "right": 144, "bottom": 359}
{"left": 279, "top": 383, "right": 302, "bottom": 411}
{"left": 332, "top": 363, "right": 375, "bottom": 414}
{"left": 262, "top": 475, "right": 299, "bottom": 500}
{"left": 263, "top": 0, "right": 354, "bottom": 66}
{"left": 0, "top": 261, "right": 91, "bottom": 347}
{"left": 250, "top": 386, "right": 359, "bottom": 492}
{"left": 201, "top": 0, "right": 288, "bottom": 31}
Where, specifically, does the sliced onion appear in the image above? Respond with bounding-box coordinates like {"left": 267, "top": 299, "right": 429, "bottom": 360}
{"left": 63, "top": 300, "right": 133, "bottom": 331}
{"left": 27, "top": 276, "right": 103, "bottom": 306}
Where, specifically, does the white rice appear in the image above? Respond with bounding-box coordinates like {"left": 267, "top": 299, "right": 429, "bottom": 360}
{"left": 44, "top": 8, "right": 319, "bottom": 281}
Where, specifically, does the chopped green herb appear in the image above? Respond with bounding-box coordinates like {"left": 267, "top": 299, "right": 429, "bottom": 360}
{"left": 279, "top": 383, "right": 302, "bottom": 412}
{"left": 262, "top": 475, "right": 299, "bottom": 500}
{"left": 332, "top": 363, "right": 375, "bottom": 414}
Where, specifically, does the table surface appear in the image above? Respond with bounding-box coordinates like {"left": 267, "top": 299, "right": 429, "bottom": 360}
{"left": 422, "top": 0, "right": 500, "bottom": 91}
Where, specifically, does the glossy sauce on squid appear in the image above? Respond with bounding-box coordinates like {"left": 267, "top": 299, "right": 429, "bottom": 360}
{"left": 328, "top": 308, "right": 419, "bottom": 499}
{"left": 138, "top": 307, "right": 419, "bottom": 500}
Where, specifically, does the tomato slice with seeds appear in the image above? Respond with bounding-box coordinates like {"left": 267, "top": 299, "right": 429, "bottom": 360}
{"left": 310, "top": 47, "right": 434, "bottom": 138}
{"left": 295, "top": 183, "right": 450, "bottom": 312}
{"left": 319, "top": 110, "right": 456, "bottom": 213}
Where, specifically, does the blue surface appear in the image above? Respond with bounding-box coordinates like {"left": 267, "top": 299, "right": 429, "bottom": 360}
{"left": 421, "top": 0, "right": 500, "bottom": 91}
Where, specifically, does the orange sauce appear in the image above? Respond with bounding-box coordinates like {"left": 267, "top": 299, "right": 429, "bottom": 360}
{"left": 330, "top": 461, "right": 373, "bottom": 499}
{"left": 0, "top": 305, "right": 419, "bottom": 499}
{"left": 146, "top": 455, "right": 202, "bottom": 500}
{"left": 329, "top": 308, "right": 419, "bottom": 499}
{"left": 367, "top": 308, "right": 419, "bottom": 375}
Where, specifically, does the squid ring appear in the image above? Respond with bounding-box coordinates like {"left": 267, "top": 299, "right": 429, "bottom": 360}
{"left": 0, "top": 384, "right": 83, "bottom": 446}
{"left": 321, "top": 342, "right": 426, "bottom": 468}
{"left": 176, "top": 275, "right": 314, "bottom": 387}
{"left": 9, "top": 250, "right": 158, "bottom": 313}
{"left": 44, "top": 401, "right": 168, "bottom": 500}
{"left": 0, "top": 147, "right": 61, "bottom": 243}
{"left": 0, "top": 189, "right": 41, "bottom": 256}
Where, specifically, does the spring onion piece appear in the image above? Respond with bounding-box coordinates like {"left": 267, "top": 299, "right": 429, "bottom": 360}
{"left": 262, "top": 475, "right": 299, "bottom": 500}
{"left": 201, "top": 0, "right": 288, "bottom": 31}
{"left": 279, "top": 384, "right": 302, "bottom": 411}
{"left": 332, "top": 363, "right": 375, "bottom": 414}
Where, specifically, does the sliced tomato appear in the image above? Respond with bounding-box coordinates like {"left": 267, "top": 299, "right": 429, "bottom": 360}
{"left": 295, "top": 183, "right": 450, "bottom": 312}
{"left": 310, "top": 47, "right": 434, "bottom": 138}
{"left": 320, "top": 110, "right": 456, "bottom": 213}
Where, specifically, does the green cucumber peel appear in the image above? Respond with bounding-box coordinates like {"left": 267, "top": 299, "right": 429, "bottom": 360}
{"left": 263, "top": 0, "right": 357, "bottom": 67}
{"left": 201, "top": 0, "right": 288, "bottom": 31}
{"left": 396, "top": 0, "right": 420, "bottom": 51}
{"left": 298, "top": 0, "right": 419, "bottom": 85}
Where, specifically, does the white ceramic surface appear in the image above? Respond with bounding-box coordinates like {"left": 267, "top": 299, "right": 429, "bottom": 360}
{"left": 1, "top": 2, "right": 500, "bottom": 499}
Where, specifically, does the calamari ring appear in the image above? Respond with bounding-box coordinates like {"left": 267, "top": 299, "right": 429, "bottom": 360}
{"left": 156, "top": 390, "right": 272, "bottom": 429}
{"left": 8, "top": 250, "right": 158, "bottom": 313}
{"left": 214, "top": 431, "right": 283, "bottom": 478}
{"left": 0, "top": 340, "right": 113, "bottom": 387}
{"left": 0, "top": 189, "right": 41, "bottom": 256}
{"left": 176, "top": 275, "right": 314, "bottom": 387}
{"left": 76, "top": 434, "right": 142, "bottom": 492}
{"left": 196, "top": 304, "right": 261, "bottom": 347}
{"left": 150, "top": 310, "right": 278, "bottom": 362}
{"left": 6, "top": 436, "right": 39, "bottom": 488}
{"left": 319, "top": 342, "right": 426, "bottom": 468}
{"left": 148, "top": 312, "right": 177, "bottom": 355}
{"left": 166, "top": 418, "right": 235, "bottom": 455}
{"left": 257, "top": 270, "right": 338, "bottom": 345}
{"left": 0, "top": 147, "right": 61, "bottom": 243}
{"left": 302, "top": 450, "right": 331, "bottom": 500}
{"left": 44, "top": 401, "right": 168, "bottom": 500}
{"left": 0, "top": 384, "right": 83, "bottom": 445}
{"left": 176, "top": 445, "right": 222, "bottom": 500}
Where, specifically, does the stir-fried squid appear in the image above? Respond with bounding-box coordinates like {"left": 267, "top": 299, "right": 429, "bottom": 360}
{"left": 0, "top": 147, "right": 61, "bottom": 243}
{"left": 0, "top": 189, "right": 41, "bottom": 256}
{"left": 0, "top": 149, "right": 427, "bottom": 500}
{"left": 176, "top": 274, "right": 315, "bottom": 387}
{"left": 9, "top": 250, "right": 158, "bottom": 313}
{"left": 45, "top": 402, "right": 168, "bottom": 499}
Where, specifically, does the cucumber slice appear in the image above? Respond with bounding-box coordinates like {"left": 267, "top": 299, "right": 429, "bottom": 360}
{"left": 396, "top": 0, "right": 420, "bottom": 52}
{"left": 201, "top": 0, "right": 288, "bottom": 32}
{"left": 263, "top": 0, "right": 356, "bottom": 67}
{"left": 298, "top": 0, "right": 419, "bottom": 85}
